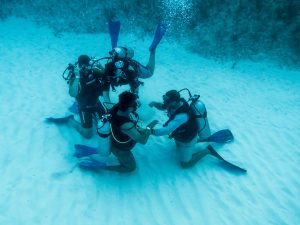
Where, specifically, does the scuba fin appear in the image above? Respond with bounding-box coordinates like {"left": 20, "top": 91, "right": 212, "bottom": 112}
{"left": 198, "top": 129, "right": 234, "bottom": 143}
{"left": 79, "top": 158, "right": 107, "bottom": 170}
{"left": 45, "top": 115, "right": 74, "bottom": 124}
{"left": 149, "top": 21, "right": 167, "bottom": 52}
{"left": 108, "top": 21, "right": 121, "bottom": 49}
{"left": 207, "top": 145, "right": 247, "bottom": 173}
{"left": 74, "top": 144, "right": 98, "bottom": 158}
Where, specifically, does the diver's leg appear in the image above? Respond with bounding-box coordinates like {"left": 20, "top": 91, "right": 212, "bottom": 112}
{"left": 67, "top": 109, "right": 93, "bottom": 139}
{"left": 180, "top": 149, "right": 210, "bottom": 169}
{"left": 137, "top": 51, "right": 156, "bottom": 79}
{"left": 146, "top": 50, "right": 156, "bottom": 75}
{"left": 104, "top": 147, "right": 136, "bottom": 173}
{"left": 177, "top": 138, "right": 210, "bottom": 168}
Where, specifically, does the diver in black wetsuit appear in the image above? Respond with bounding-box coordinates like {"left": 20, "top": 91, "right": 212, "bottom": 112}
{"left": 102, "top": 47, "right": 156, "bottom": 105}
{"left": 79, "top": 91, "right": 158, "bottom": 173}
{"left": 68, "top": 55, "right": 106, "bottom": 139}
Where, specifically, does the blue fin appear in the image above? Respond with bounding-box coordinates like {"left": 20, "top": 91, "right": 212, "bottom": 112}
{"left": 149, "top": 22, "right": 167, "bottom": 52}
{"left": 68, "top": 102, "right": 79, "bottom": 114}
{"left": 74, "top": 144, "right": 98, "bottom": 158}
{"left": 219, "top": 161, "right": 247, "bottom": 173}
{"left": 45, "top": 115, "right": 73, "bottom": 124}
{"left": 207, "top": 145, "right": 247, "bottom": 173}
{"left": 108, "top": 21, "right": 121, "bottom": 49}
{"left": 79, "top": 158, "right": 106, "bottom": 170}
{"left": 198, "top": 129, "right": 234, "bottom": 143}
{"left": 208, "top": 129, "right": 234, "bottom": 143}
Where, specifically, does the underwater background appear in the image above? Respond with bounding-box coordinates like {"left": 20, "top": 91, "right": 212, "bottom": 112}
{"left": 0, "top": 1, "right": 299, "bottom": 225}
{"left": 1, "top": 0, "right": 300, "bottom": 67}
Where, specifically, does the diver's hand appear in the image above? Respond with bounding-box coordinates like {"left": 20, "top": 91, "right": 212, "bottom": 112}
{"left": 146, "top": 120, "right": 159, "bottom": 129}
{"left": 149, "top": 101, "right": 159, "bottom": 108}
{"left": 148, "top": 101, "right": 154, "bottom": 107}
{"left": 149, "top": 101, "right": 165, "bottom": 110}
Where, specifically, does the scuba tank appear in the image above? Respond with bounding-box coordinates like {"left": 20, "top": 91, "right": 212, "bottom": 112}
{"left": 96, "top": 115, "right": 111, "bottom": 157}
{"left": 179, "top": 88, "right": 211, "bottom": 141}
{"left": 88, "top": 105, "right": 114, "bottom": 163}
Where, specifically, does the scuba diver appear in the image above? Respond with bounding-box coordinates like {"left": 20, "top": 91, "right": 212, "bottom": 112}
{"left": 78, "top": 91, "right": 158, "bottom": 173}
{"left": 148, "top": 89, "right": 222, "bottom": 168}
{"left": 102, "top": 46, "right": 154, "bottom": 103}
{"left": 66, "top": 54, "right": 107, "bottom": 139}
{"left": 102, "top": 21, "right": 167, "bottom": 104}
{"left": 102, "top": 47, "right": 142, "bottom": 96}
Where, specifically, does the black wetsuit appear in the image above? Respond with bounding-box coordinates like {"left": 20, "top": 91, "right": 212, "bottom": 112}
{"left": 104, "top": 105, "right": 138, "bottom": 172}
{"left": 102, "top": 60, "right": 141, "bottom": 94}
{"left": 165, "top": 100, "right": 198, "bottom": 143}
{"left": 76, "top": 69, "right": 105, "bottom": 128}
{"left": 109, "top": 105, "right": 137, "bottom": 151}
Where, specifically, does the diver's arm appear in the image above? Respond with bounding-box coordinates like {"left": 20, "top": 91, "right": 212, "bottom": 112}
{"left": 69, "top": 68, "right": 81, "bottom": 97}
{"left": 121, "top": 122, "right": 151, "bottom": 145}
{"left": 149, "top": 101, "right": 165, "bottom": 110}
{"left": 151, "top": 114, "right": 188, "bottom": 136}
{"left": 93, "top": 62, "right": 105, "bottom": 75}
{"left": 129, "top": 77, "right": 140, "bottom": 95}
{"left": 130, "top": 86, "right": 139, "bottom": 95}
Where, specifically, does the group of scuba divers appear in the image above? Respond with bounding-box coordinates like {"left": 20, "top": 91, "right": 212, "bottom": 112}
{"left": 48, "top": 22, "right": 246, "bottom": 173}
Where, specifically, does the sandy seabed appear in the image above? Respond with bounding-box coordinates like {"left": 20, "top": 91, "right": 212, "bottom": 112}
{"left": 0, "top": 17, "right": 299, "bottom": 225}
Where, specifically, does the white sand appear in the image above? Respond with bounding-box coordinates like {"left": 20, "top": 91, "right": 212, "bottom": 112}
{"left": 0, "top": 17, "right": 299, "bottom": 225}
